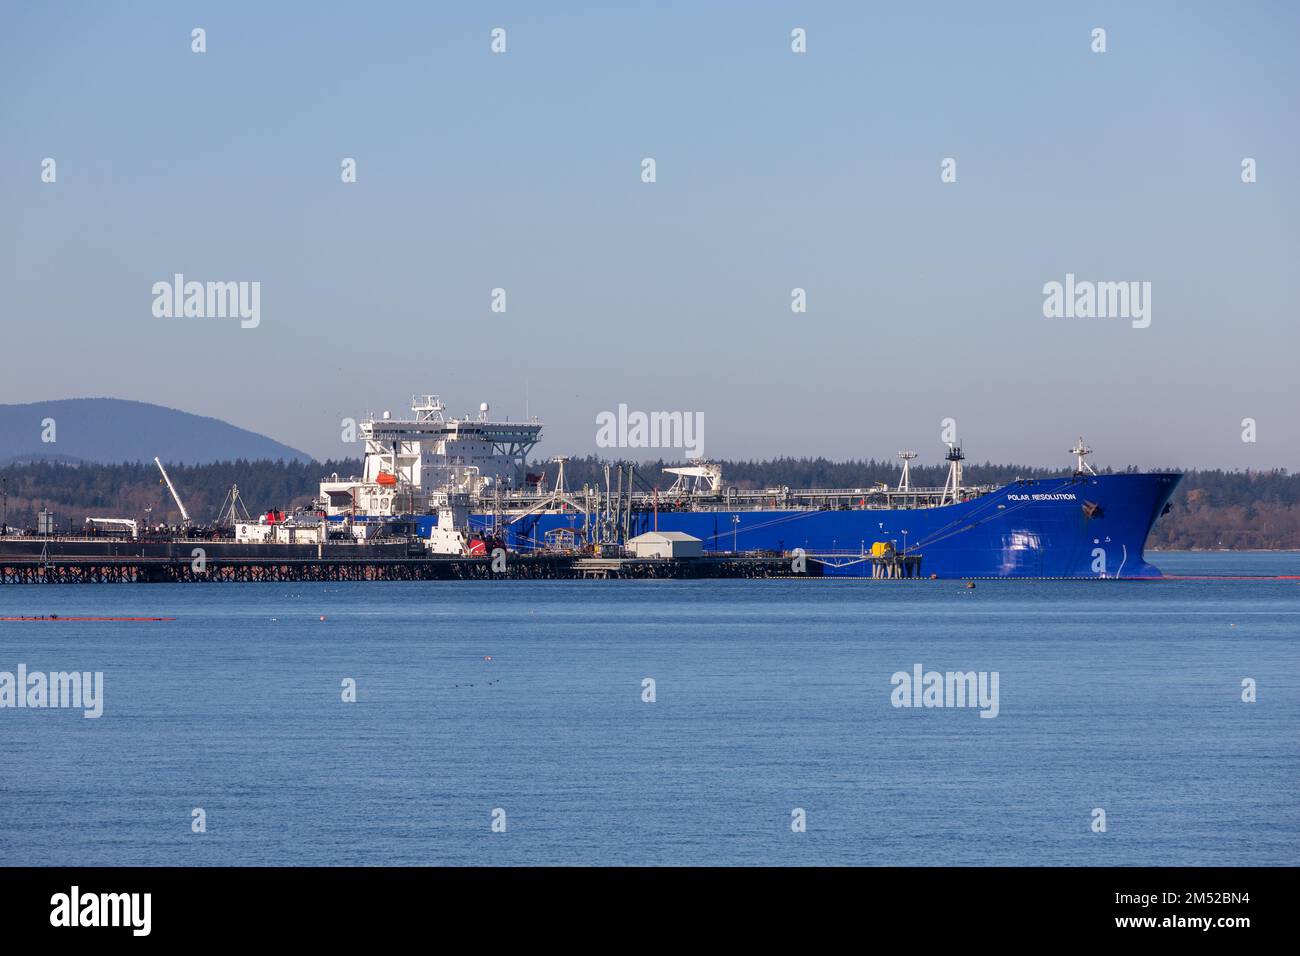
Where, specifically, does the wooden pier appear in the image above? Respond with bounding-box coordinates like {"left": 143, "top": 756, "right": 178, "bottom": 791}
{"left": 572, "top": 555, "right": 809, "bottom": 580}
{"left": 805, "top": 551, "right": 925, "bottom": 578}
{"left": 868, "top": 553, "right": 925, "bottom": 579}
{"left": 0, "top": 552, "right": 817, "bottom": 585}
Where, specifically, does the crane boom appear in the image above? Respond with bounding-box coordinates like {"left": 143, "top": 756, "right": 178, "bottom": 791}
{"left": 154, "top": 457, "right": 192, "bottom": 526}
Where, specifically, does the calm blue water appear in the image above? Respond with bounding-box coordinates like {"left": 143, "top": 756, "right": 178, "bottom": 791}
{"left": 1, "top": 551, "right": 1297, "bottom": 866}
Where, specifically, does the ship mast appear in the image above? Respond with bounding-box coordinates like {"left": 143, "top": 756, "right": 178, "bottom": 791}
{"left": 1070, "top": 437, "right": 1096, "bottom": 476}
{"left": 897, "top": 451, "right": 917, "bottom": 492}
{"left": 940, "top": 442, "right": 964, "bottom": 506}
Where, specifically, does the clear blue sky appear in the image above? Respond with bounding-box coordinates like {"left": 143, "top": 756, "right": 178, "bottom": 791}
{"left": 2, "top": 1, "right": 1297, "bottom": 469}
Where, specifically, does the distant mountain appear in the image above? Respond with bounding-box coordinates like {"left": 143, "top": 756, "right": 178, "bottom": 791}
{"left": 0, "top": 398, "right": 312, "bottom": 465}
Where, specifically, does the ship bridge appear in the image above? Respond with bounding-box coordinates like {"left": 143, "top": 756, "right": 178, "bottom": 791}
{"left": 362, "top": 396, "right": 541, "bottom": 492}
{"left": 319, "top": 394, "right": 542, "bottom": 517}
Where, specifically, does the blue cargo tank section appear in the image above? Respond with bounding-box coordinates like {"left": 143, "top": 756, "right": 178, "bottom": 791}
{"left": 479, "top": 472, "right": 1180, "bottom": 579}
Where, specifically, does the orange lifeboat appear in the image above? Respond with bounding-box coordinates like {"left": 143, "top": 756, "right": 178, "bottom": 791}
{"left": 376, "top": 472, "right": 398, "bottom": 487}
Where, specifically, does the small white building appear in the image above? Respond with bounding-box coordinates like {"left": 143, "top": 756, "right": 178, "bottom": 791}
{"left": 234, "top": 519, "right": 328, "bottom": 545}
{"left": 627, "top": 531, "right": 703, "bottom": 559}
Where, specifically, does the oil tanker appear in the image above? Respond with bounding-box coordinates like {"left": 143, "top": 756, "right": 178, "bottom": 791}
{"left": 307, "top": 394, "right": 1180, "bottom": 579}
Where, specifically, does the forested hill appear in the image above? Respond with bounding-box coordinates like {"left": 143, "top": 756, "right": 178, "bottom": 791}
{"left": 0, "top": 398, "right": 311, "bottom": 465}
{"left": 1, "top": 457, "right": 1297, "bottom": 550}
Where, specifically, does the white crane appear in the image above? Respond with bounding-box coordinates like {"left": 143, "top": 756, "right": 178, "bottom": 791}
{"left": 154, "top": 457, "right": 192, "bottom": 527}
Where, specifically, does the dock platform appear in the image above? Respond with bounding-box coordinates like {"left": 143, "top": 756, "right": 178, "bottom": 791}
{"left": 0, "top": 553, "right": 817, "bottom": 584}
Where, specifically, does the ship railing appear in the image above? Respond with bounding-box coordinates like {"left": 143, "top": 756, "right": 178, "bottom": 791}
{"left": 479, "top": 484, "right": 1001, "bottom": 509}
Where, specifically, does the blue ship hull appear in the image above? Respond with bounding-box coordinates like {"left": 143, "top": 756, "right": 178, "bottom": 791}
{"left": 479, "top": 473, "right": 1181, "bottom": 579}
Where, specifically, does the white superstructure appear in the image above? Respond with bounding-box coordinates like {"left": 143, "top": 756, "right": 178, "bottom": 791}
{"left": 318, "top": 394, "right": 542, "bottom": 519}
